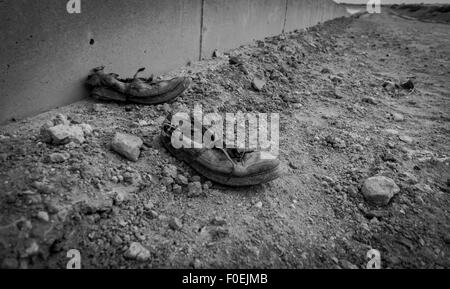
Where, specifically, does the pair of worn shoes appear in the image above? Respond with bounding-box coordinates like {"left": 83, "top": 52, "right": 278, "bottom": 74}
{"left": 86, "top": 67, "right": 282, "bottom": 186}
{"left": 160, "top": 114, "right": 282, "bottom": 187}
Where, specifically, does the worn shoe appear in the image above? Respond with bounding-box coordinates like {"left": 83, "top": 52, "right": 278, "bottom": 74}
{"left": 160, "top": 114, "right": 282, "bottom": 186}
{"left": 86, "top": 66, "right": 191, "bottom": 105}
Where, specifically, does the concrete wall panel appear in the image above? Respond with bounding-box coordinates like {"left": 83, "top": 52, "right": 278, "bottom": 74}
{"left": 0, "top": 0, "right": 202, "bottom": 123}
{"left": 201, "top": 0, "right": 287, "bottom": 59}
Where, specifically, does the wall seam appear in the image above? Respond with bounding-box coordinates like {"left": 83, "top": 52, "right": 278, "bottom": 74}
{"left": 282, "top": 0, "right": 289, "bottom": 33}
{"left": 199, "top": 0, "right": 205, "bottom": 61}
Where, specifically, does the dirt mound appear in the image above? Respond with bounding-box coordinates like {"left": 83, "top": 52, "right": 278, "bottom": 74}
{"left": 0, "top": 12, "right": 449, "bottom": 269}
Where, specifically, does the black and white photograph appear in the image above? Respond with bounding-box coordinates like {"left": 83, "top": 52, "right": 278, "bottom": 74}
{"left": 0, "top": 0, "right": 449, "bottom": 276}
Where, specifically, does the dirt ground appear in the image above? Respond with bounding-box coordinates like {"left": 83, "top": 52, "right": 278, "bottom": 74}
{"left": 0, "top": 11, "right": 449, "bottom": 269}
{"left": 390, "top": 4, "right": 450, "bottom": 24}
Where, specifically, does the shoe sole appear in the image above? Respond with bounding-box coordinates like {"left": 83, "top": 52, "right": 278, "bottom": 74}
{"left": 91, "top": 77, "right": 191, "bottom": 105}
{"left": 161, "top": 137, "right": 283, "bottom": 187}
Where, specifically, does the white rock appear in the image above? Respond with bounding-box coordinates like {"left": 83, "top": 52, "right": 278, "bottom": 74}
{"left": 362, "top": 176, "right": 400, "bottom": 206}
{"left": 42, "top": 124, "right": 85, "bottom": 145}
{"left": 37, "top": 211, "right": 50, "bottom": 222}
{"left": 111, "top": 133, "right": 143, "bottom": 162}
{"left": 252, "top": 77, "right": 266, "bottom": 91}
{"left": 125, "top": 242, "right": 151, "bottom": 262}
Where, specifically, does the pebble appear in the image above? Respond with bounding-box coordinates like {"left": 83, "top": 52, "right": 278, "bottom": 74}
{"left": 392, "top": 113, "right": 404, "bottom": 122}
{"left": 362, "top": 97, "right": 377, "bottom": 105}
{"left": 24, "top": 240, "right": 39, "bottom": 257}
{"left": 252, "top": 77, "right": 266, "bottom": 91}
{"left": 124, "top": 242, "right": 151, "bottom": 262}
{"left": 111, "top": 132, "right": 143, "bottom": 162}
{"left": 212, "top": 49, "right": 224, "bottom": 58}
{"left": 188, "top": 182, "right": 202, "bottom": 197}
{"left": 361, "top": 176, "right": 400, "bottom": 206}
{"left": 49, "top": 152, "right": 70, "bottom": 163}
{"left": 163, "top": 165, "right": 178, "bottom": 179}
{"left": 41, "top": 124, "right": 85, "bottom": 145}
{"left": 37, "top": 211, "right": 50, "bottom": 222}
{"left": 79, "top": 123, "right": 93, "bottom": 136}
{"left": 399, "top": 135, "right": 413, "bottom": 144}
{"left": 191, "top": 175, "right": 201, "bottom": 182}
{"left": 173, "top": 184, "right": 182, "bottom": 194}
{"left": 144, "top": 201, "right": 154, "bottom": 210}
{"left": 169, "top": 217, "right": 183, "bottom": 231}
{"left": 176, "top": 174, "right": 189, "bottom": 185}
{"left": 254, "top": 201, "right": 263, "bottom": 209}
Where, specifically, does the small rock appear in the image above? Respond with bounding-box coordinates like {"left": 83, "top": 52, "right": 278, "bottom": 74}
{"left": 443, "top": 233, "right": 450, "bottom": 244}
{"left": 330, "top": 75, "right": 343, "bottom": 84}
{"left": 399, "top": 135, "right": 413, "bottom": 144}
{"left": 381, "top": 152, "right": 397, "bottom": 162}
{"left": 392, "top": 113, "right": 404, "bottom": 122}
{"left": 0, "top": 153, "right": 8, "bottom": 162}
{"left": 49, "top": 152, "right": 70, "bottom": 163}
{"left": 144, "top": 201, "right": 154, "bottom": 210}
{"left": 254, "top": 201, "right": 263, "bottom": 209}
{"left": 385, "top": 129, "right": 399, "bottom": 135}
{"left": 175, "top": 174, "right": 189, "bottom": 186}
{"left": 53, "top": 114, "right": 71, "bottom": 126}
{"left": 362, "top": 97, "right": 377, "bottom": 105}
{"left": 42, "top": 124, "right": 85, "bottom": 145}
{"left": 321, "top": 67, "right": 331, "bottom": 74}
{"left": 163, "top": 103, "right": 172, "bottom": 113}
{"left": 229, "top": 56, "right": 243, "bottom": 66}
{"left": 124, "top": 242, "right": 151, "bottom": 262}
{"left": 212, "top": 49, "right": 223, "bottom": 58}
{"left": 78, "top": 123, "right": 93, "bottom": 136}
{"left": 188, "top": 182, "right": 202, "bottom": 197}
{"left": 325, "top": 135, "right": 346, "bottom": 149}
{"left": 24, "top": 240, "right": 39, "bottom": 257}
{"left": 361, "top": 176, "right": 400, "bottom": 206}
{"left": 191, "top": 175, "right": 201, "bottom": 182}
{"left": 210, "top": 217, "right": 227, "bottom": 226}
{"left": 148, "top": 210, "right": 159, "bottom": 219}
{"left": 169, "top": 217, "right": 183, "bottom": 231}
{"left": 252, "top": 77, "right": 266, "bottom": 91}
{"left": 173, "top": 184, "right": 182, "bottom": 194}
{"left": 209, "top": 227, "right": 229, "bottom": 240}
{"left": 111, "top": 132, "right": 143, "bottom": 162}
{"left": 161, "top": 176, "right": 174, "bottom": 186}
{"left": 163, "top": 165, "right": 178, "bottom": 179}
{"left": 37, "top": 211, "right": 50, "bottom": 222}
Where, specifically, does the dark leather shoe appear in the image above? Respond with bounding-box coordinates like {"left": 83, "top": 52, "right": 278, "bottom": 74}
{"left": 87, "top": 66, "right": 191, "bottom": 105}
{"left": 160, "top": 115, "right": 282, "bottom": 186}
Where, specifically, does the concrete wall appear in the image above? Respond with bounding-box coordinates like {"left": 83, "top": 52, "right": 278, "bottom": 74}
{"left": 0, "top": 0, "right": 348, "bottom": 124}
